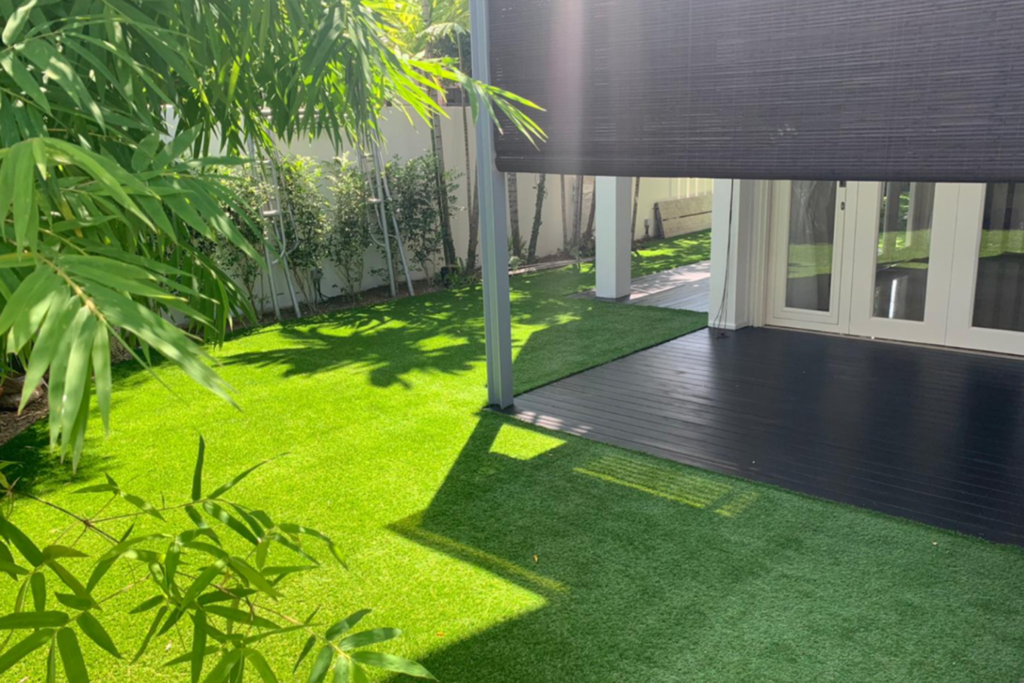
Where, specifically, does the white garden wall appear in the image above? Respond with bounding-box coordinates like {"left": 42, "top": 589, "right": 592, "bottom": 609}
{"left": 253, "top": 106, "right": 711, "bottom": 313}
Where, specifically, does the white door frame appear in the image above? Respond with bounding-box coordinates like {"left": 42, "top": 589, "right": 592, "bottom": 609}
{"left": 847, "top": 182, "right": 959, "bottom": 345}
{"left": 945, "top": 183, "right": 1024, "bottom": 355}
{"left": 765, "top": 180, "right": 856, "bottom": 334}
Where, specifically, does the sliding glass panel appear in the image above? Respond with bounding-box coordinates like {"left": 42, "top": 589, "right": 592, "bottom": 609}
{"left": 871, "top": 182, "right": 935, "bottom": 321}
{"left": 786, "top": 181, "right": 836, "bottom": 312}
{"left": 973, "top": 183, "right": 1024, "bottom": 332}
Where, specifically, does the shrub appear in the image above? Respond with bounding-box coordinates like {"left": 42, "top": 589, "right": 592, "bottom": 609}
{"left": 371, "top": 155, "right": 460, "bottom": 287}
{"left": 219, "top": 169, "right": 274, "bottom": 312}
{"left": 278, "top": 157, "right": 331, "bottom": 310}
{"left": 326, "top": 157, "right": 373, "bottom": 298}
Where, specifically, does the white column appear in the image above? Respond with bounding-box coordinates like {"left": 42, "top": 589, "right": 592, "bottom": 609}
{"left": 595, "top": 176, "right": 632, "bottom": 301}
{"left": 470, "top": 0, "right": 513, "bottom": 408}
{"left": 709, "top": 179, "right": 767, "bottom": 330}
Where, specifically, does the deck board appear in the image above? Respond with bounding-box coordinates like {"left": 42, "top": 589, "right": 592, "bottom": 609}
{"left": 512, "top": 327, "right": 1024, "bottom": 546}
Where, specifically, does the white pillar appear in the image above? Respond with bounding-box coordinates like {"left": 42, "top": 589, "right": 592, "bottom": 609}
{"left": 595, "top": 176, "right": 632, "bottom": 301}
{"left": 709, "top": 179, "right": 767, "bottom": 330}
{"left": 470, "top": 0, "right": 513, "bottom": 408}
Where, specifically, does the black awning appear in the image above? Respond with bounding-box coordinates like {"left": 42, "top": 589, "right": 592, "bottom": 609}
{"left": 489, "top": 0, "right": 1024, "bottom": 182}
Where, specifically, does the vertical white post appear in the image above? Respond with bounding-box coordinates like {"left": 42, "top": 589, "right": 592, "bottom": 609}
{"left": 709, "top": 179, "right": 763, "bottom": 330}
{"left": 595, "top": 176, "right": 632, "bottom": 301}
{"left": 470, "top": 0, "right": 514, "bottom": 408}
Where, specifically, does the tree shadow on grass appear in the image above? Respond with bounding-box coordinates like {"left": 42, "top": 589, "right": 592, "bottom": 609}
{"left": 386, "top": 411, "right": 1024, "bottom": 682}
{"left": 220, "top": 287, "right": 488, "bottom": 388}
{"left": 219, "top": 270, "right": 702, "bottom": 392}
{"left": 0, "top": 420, "right": 114, "bottom": 496}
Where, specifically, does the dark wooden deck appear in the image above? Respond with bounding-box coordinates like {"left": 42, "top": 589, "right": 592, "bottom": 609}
{"left": 513, "top": 327, "right": 1024, "bottom": 546}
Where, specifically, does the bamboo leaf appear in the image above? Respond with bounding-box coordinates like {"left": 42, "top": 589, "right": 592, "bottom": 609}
{"left": 91, "top": 324, "right": 112, "bottom": 433}
{"left": 192, "top": 436, "right": 205, "bottom": 501}
{"left": 0, "top": 517, "right": 43, "bottom": 566}
{"left": 331, "top": 656, "right": 349, "bottom": 683}
{"left": 209, "top": 456, "right": 281, "bottom": 499}
{"left": 306, "top": 645, "right": 333, "bottom": 683}
{"left": 191, "top": 611, "right": 206, "bottom": 683}
{"left": 30, "top": 572, "right": 45, "bottom": 611}
{"left": 122, "top": 492, "right": 165, "bottom": 521}
{"left": 2, "top": 0, "right": 38, "bottom": 46}
{"left": 202, "top": 604, "right": 280, "bottom": 631}
{"left": 227, "top": 557, "right": 281, "bottom": 598}
{"left": 349, "top": 652, "right": 436, "bottom": 680}
{"left": 294, "top": 635, "right": 316, "bottom": 674}
{"left": 77, "top": 611, "right": 121, "bottom": 659}
{"left": 132, "top": 606, "right": 166, "bottom": 663}
{"left": 55, "top": 593, "right": 95, "bottom": 611}
{"left": 203, "top": 501, "right": 258, "bottom": 545}
{"left": 246, "top": 648, "right": 279, "bottom": 683}
{"left": 57, "top": 627, "right": 89, "bottom": 682}
{"left": 0, "top": 628, "right": 53, "bottom": 676}
{"left": 337, "top": 628, "right": 401, "bottom": 652}
{"left": 47, "top": 559, "right": 91, "bottom": 600}
{"left": 129, "top": 595, "right": 164, "bottom": 615}
{"left": 202, "top": 648, "right": 245, "bottom": 683}
{"left": 0, "top": 264, "right": 60, "bottom": 342}
{"left": 325, "top": 609, "right": 371, "bottom": 641}
{"left": 0, "top": 611, "right": 69, "bottom": 629}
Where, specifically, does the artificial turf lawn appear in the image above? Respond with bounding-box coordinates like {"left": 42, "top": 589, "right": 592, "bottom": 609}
{"left": 3, "top": 229, "right": 1024, "bottom": 682}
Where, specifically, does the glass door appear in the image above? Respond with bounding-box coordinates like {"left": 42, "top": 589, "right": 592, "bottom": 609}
{"left": 946, "top": 183, "right": 1024, "bottom": 355}
{"left": 847, "top": 182, "right": 958, "bottom": 345}
{"left": 766, "top": 180, "right": 853, "bottom": 332}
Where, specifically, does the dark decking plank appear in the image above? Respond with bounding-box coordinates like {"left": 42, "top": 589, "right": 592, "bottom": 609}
{"left": 512, "top": 328, "right": 1024, "bottom": 546}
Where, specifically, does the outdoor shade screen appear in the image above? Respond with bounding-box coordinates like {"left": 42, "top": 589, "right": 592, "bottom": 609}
{"left": 488, "top": 0, "right": 1024, "bottom": 182}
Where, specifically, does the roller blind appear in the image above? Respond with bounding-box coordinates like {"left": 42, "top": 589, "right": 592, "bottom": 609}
{"left": 488, "top": 0, "right": 1024, "bottom": 182}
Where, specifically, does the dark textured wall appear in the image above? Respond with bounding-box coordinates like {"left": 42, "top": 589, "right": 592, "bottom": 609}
{"left": 489, "top": 0, "right": 1024, "bottom": 181}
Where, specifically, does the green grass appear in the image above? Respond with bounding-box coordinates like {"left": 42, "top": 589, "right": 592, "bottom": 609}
{"left": 632, "top": 230, "right": 711, "bottom": 278}
{"left": 3, "top": 233, "right": 1024, "bottom": 683}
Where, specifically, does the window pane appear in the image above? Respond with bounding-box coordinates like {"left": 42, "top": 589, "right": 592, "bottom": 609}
{"left": 973, "top": 183, "right": 1024, "bottom": 332}
{"left": 786, "top": 181, "right": 836, "bottom": 312}
{"left": 872, "top": 182, "right": 934, "bottom": 321}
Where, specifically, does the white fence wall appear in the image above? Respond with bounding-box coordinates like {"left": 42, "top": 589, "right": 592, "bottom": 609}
{"left": 256, "top": 106, "right": 711, "bottom": 311}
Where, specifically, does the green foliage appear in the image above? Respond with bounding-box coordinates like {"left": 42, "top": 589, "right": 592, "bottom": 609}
{"left": 387, "top": 154, "right": 461, "bottom": 283}
{"left": 0, "top": 439, "right": 434, "bottom": 682}
{"left": 218, "top": 170, "right": 275, "bottom": 312}
{"left": 0, "top": 0, "right": 542, "bottom": 466}
{"left": 278, "top": 157, "right": 331, "bottom": 310}
{"left": 326, "top": 157, "right": 374, "bottom": 299}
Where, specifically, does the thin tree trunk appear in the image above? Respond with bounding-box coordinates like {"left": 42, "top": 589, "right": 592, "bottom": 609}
{"left": 560, "top": 175, "right": 568, "bottom": 252}
{"left": 460, "top": 44, "right": 480, "bottom": 272}
{"left": 527, "top": 173, "right": 547, "bottom": 263}
{"left": 422, "top": 0, "right": 455, "bottom": 268}
{"left": 571, "top": 174, "right": 584, "bottom": 268}
{"left": 507, "top": 173, "right": 521, "bottom": 258}
{"left": 582, "top": 177, "right": 597, "bottom": 248}
{"left": 466, "top": 167, "right": 479, "bottom": 271}
{"left": 571, "top": 174, "right": 583, "bottom": 251}
{"left": 630, "top": 177, "right": 642, "bottom": 256}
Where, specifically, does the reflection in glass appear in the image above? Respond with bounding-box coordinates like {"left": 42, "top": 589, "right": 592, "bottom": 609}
{"left": 786, "top": 181, "right": 836, "bottom": 312}
{"left": 974, "top": 183, "right": 1024, "bottom": 332}
{"left": 872, "top": 182, "right": 934, "bottom": 321}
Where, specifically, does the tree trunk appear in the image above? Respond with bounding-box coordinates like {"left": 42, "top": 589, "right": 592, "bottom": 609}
{"left": 582, "top": 177, "right": 597, "bottom": 248}
{"left": 571, "top": 174, "right": 583, "bottom": 252}
{"left": 630, "top": 177, "right": 642, "bottom": 256}
{"left": 560, "top": 175, "right": 568, "bottom": 252}
{"left": 421, "top": 0, "right": 455, "bottom": 268}
{"left": 466, "top": 166, "right": 479, "bottom": 271}
{"left": 527, "top": 173, "right": 547, "bottom": 263}
{"left": 461, "top": 69, "right": 479, "bottom": 271}
{"left": 507, "top": 173, "right": 521, "bottom": 258}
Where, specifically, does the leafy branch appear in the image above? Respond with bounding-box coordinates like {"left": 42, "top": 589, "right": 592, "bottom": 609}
{"left": 0, "top": 438, "right": 434, "bottom": 682}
